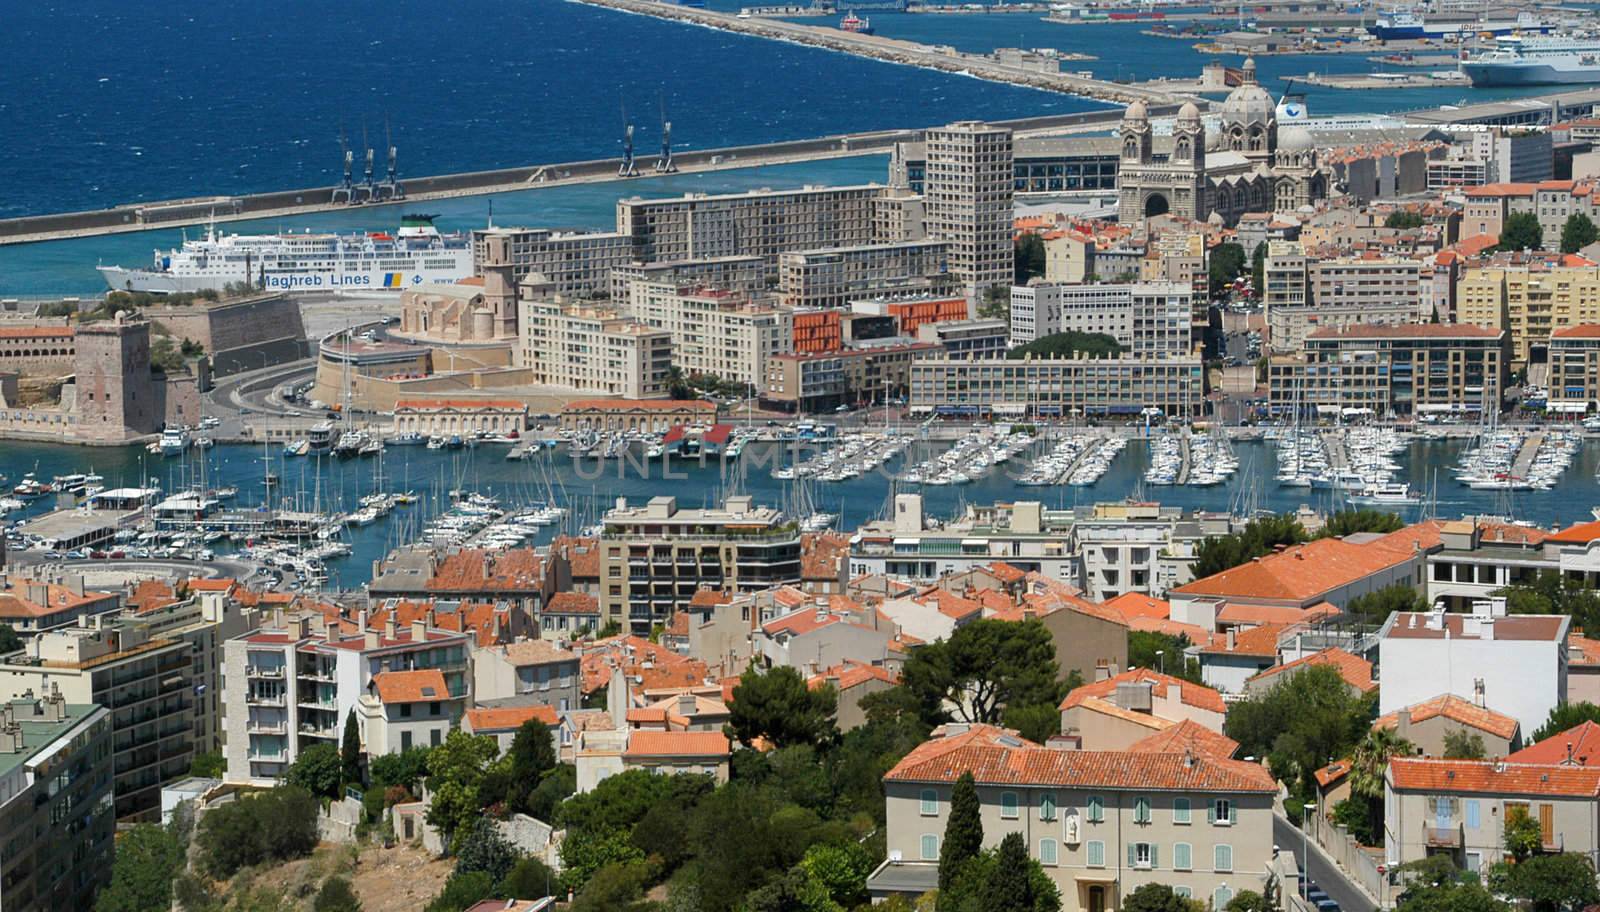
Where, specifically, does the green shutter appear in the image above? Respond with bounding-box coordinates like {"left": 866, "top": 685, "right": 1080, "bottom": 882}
{"left": 1228, "top": 803, "right": 1237, "bottom": 825}
{"left": 1128, "top": 843, "right": 1136, "bottom": 866}
{"left": 1207, "top": 803, "right": 1216, "bottom": 824}
{"left": 1150, "top": 843, "right": 1159, "bottom": 868}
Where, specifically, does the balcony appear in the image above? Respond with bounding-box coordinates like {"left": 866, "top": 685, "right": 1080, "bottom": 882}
{"left": 298, "top": 723, "right": 338, "bottom": 738}
{"left": 296, "top": 696, "right": 337, "bottom": 712}
{"left": 297, "top": 668, "right": 336, "bottom": 684}
{"left": 247, "top": 719, "right": 287, "bottom": 735}
{"left": 247, "top": 692, "right": 286, "bottom": 706}
{"left": 246, "top": 666, "right": 285, "bottom": 679}
{"left": 1424, "top": 822, "right": 1463, "bottom": 848}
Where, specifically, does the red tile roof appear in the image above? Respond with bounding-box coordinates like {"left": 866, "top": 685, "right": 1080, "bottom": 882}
{"left": 1104, "top": 592, "right": 1170, "bottom": 621}
{"left": 886, "top": 723, "right": 1273, "bottom": 793}
{"left": 1548, "top": 519, "right": 1600, "bottom": 544}
{"left": 464, "top": 705, "right": 558, "bottom": 733}
{"left": 1315, "top": 758, "right": 1352, "bottom": 789}
{"left": 0, "top": 583, "right": 116, "bottom": 620}
{"left": 394, "top": 399, "right": 527, "bottom": 411}
{"left": 809, "top": 660, "right": 899, "bottom": 692}
{"left": 1127, "top": 719, "right": 1239, "bottom": 760}
{"left": 562, "top": 399, "right": 716, "bottom": 413}
{"left": 547, "top": 591, "right": 599, "bottom": 615}
{"left": 1508, "top": 721, "right": 1600, "bottom": 766}
{"left": 624, "top": 730, "right": 731, "bottom": 758}
{"left": 802, "top": 532, "right": 851, "bottom": 581}
{"left": 372, "top": 669, "right": 450, "bottom": 704}
{"left": 186, "top": 578, "right": 238, "bottom": 592}
{"left": 128, "top": 579, "right": 179, "bottom": 615}
{"left": 1247, "top": 648, "right": 1376, "bottom": 694}
{"left": 1308, "top": 323, "right": 1502, "bottom": 340}
{"left": 550, "top": 536, "right": 601, "bottom": 580}
{"left": 1389, "top": 757, "right": 1600, "bottom": 797}
{"left": 1198, "top": 623, "right": 1287, "bottom": 658}
{"left": 987, "top": 561, "right": 1029, "bottom": 585}
{"left": 1375, "top": 694, "right": 1520, "bottom": 741}
{"left": 1060, "top": 668, "right": 1226, "bottom": 715}
{"left": 426, "top": 548, "right": 543, "bottom": 593}
{"left": 1174, "top": 524, "right": 1435, "bottom": 603}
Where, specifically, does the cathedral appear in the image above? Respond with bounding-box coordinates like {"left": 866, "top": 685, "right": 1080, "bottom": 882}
{"left": 1115, "top": 58, "right": 1326, "bottom": 229}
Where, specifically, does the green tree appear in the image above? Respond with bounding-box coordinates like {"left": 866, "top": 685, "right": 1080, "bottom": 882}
{"left": 1386, "top": 210, "right": 1425, "bottom": 230}
{"left": 369, "top": 747, "right": 432, "bottom": 793}
{"left": 287, "top": 742, "right": 343, "bottom": 799}
{"left": 984, "top": 833, "right": 1037, "bottom": 912}
{"left": 1225, "top": 665, "right": 1369, "bottom": 800}
{"left": 1209, "top": 242, "right": 1247, "bottom": 297}
{"left": 149, "top": 335, "right": 186, "bottom": 374}
{"left": 900, "top": 619, "right": 1065, "bottom": 727}
{"left": 95, "top": 823, "right": 184, "bottom": 912}
{"left": 573, "top": 861, "right": 652, "bottom": 912}
{"left": 1225, "top": 890, "right": 1273, "bottom": 912}
{"left": 498, "top": 856, "right": 558, "bottom": 901}
{"left": 1251, "top": 242, "right": 1266, "bottom": 296}
{"left": 1332, "top": 797, "right": 1376, "bottom": 846}
{"left": 1496, "top": 572, "right": 1600, "bottom": 639}
{"left": 1001, "top": 702, "right": 1062, "bottom": 744}
{"left": 1498, "top": 211, "right": 1544, "bottom": 252}
{"left": 1006, "top": 331, "right": 1124, "bottom": 360}
{"left": 341, "top": 709, "right": 362, "bottom": 789}
{"left": 0, "top": 623, "right": 19, "bottom": 654}
{"left": 561, "top": 827, "right": 646, "bottom": 892}
{"left": 425, "top": 872, "right": 495, "bottom": 912}
{"left": 1192, "top": 514, "right": 1308, "bottom": 579}
{"left": 1490, "top": 852, "right": 1600, "bottom": 910}
{"left": 800, "top": 841, "right": 874, "bottom": 909}
{"left": 1122, "top": 883, "right": 1198, "bottom": 912}
{"left": 424, "top": 731, "right": 501, "bottom": 847}
{"left": 1443, "top": 730, "right": 1487, "bottom": 760}
{"left": 1014, "top": 233, "right": 1046, "bottom": 284}
{"left": 1317, "top": 509, "right": 1405, "bottom": 539}
{"left": 1351, "top": 727, "right": 1413, "bottom": 844}
{"left": 728, "top": 664, "right": 840, "bottom": 749}
{"left": 1505, "top": 806, "right": 1544, "bottom": 861}
{"left": 665, "top": 366, "right": 691, "bottom": 400}
{"left": 197, "top": 786, "right": 319, "bottom": 879}
{"left": 1127, "top": 631, "right": 1202, "bottom": 683}
{"left": 189, "top": 750, "right": 226, "bottom": 779}
{"left": 482, "top": 719, "right": 560, "bottom": 814}
{"left": 1394, "top": 856, "right": 1508, "bottom": 912}
{"left": 1561, "top": 212, "right": 1599, "bottom": 255}
{"left": 1531, "top": 701, "right": 1600, "bottom": 743}
{"left": 939, "top": 772, "right": 984, "bottom": 892}
{"left": 1345, "top": 583, "right": 1427, "bottom": 627}
{"left": 314, "top": 876, "right": 362, "bottom": 912}
{"left": 454, "top": 817, "right": 520, "bottom": 884}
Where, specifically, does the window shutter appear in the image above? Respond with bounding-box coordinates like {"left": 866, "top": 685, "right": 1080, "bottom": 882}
{"left": 1151, "top": 843, "right": 1159, "bottom": 868}
{"left": 1228, "top": 803, "right": 1237, "bottom": 825}
{"left": 1207, "top": 803, "right": 1216, "bottom": 824}
{"left": 1128, "top": 843, "right": 1137, "bottom": 867}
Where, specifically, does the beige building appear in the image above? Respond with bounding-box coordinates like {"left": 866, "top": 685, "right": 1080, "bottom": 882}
{"left": 399, "top": 283, "right": 507, "bottom": 343}
{"left": 623, "top": 282, "right": 793, "bottom": 390}
{"left": 1059, "top": 670, "right": 1228, "bottom": 752}
{"left": 471, "top": 640, "right": 581, "bottom": 712}
{"left": 763, "top": 342, "right": 939, "bottom": 414}
{"left": 873, "top": 187, "right": 928, "bottom": 243}
{"left": 516, "top": 294, "right": 673, "bottom": 399}
{"left": 1459, "top": 266, "right": 1600, "bottom": 365}
{"left": 1268, "top": 324, "right": 1507, "bottom": 419}
{"left": 558, "top": 398, "right": 717, "bottom": 433}
{"left": 473, "top": 227, "right": 634, "bottom": 329}
{"left": 392, "top": 399, "right": 527, "bottom": 437}
{"left": 924, "top": 122, "right": 1015, "bottom": 297}
{"left": 1549, "top": 324, "right": 1600, "bottom": 411}
{"left": 1373, "top": 694, "right": 1521, "bottom": 758}
{"left": 607, "top": 256, "right": 766, "bottom": 302}
{"left": 874, "top": 723, "right": 1277, "bottom": 909}
{"left": 1309, "top": 257, "right": 1422, "bottom": 316}
{"left": 356, "top": 668, "right": 462, "bottom": 755}
{"left": 1043, "top": 232, "right": 1095, "bottom": 284}
{"left": 908, "top": 356, "right": 1206, "bottom": 420}
{"left": 616, "top": 185, "right": 881, "bottom": 264}
{"left": 777, "top": 241, "right": 953, "bottom": 309}
{"left": 1008, "top": 282, "right": 1194, "bottom": 358}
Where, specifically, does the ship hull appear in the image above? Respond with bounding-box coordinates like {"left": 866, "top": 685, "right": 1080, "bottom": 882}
{"left": 1462, "top": 61, "right": 1600, "bottom": 86}
{"left": 98, "top": 260, "right": 471, "bottom": 295}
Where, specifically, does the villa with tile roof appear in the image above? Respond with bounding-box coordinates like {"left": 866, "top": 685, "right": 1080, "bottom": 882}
{"left": 358, "top": 669, "right": 462, "bottom": 756}
{"left": 472, "top": 639, "right": 581, "bottom": 712}
{"left": 462, "top": 704, "right": 560, "bottom": 755}
{"left": 1243, "top": 647, "right": 1375, "bottom": 699}
{"left": 1374, "top": 694, "right": 1521, "bottom": 758}
{"left": 809, "top": 660, "right": 900, "bottom": 732}
{"left": 1059, "top": 669, "right": 1227, "bottom": 752}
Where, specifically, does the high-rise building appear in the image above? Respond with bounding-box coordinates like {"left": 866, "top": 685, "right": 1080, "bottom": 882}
{"left": 923, "top": 122, "right": 1015, "bottom": 299}
{"left": 516, "top": 294, "right": 674, "bottom": 399}
{"left": 0, "top": 691, "right": 114, "bottom": 912}
{"left": 622, "top": 282, "right": 793, "bottom": 391}
{"left": 1008, "top": 282, "right": 1193, "bottom": 358}
{"left": 777, "top": 241, "right": 953, "bottom": 309}
{"left": 1458, "top": 265, "right": 1600, "bottom": 365}
{"left": 472, "top": 227, "right": 635, "bottom": 334}
{"left": 615, "top": 186, "right": 881, "bottom": 264}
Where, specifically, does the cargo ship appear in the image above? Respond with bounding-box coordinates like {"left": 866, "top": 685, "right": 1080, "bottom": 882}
{"left": 1461, "top": 36, "right": 1600, "bottom": 86}
{"left": 1366, "top": 10, "right": 1550, "bottom": 41}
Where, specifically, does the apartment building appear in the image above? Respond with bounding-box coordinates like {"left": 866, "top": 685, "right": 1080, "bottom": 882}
{"left": 762, "top": 342, "right": 939, "bottom": 414}
{"left": 1427, "top": 157, "right": 1490, "bottom": 191}
{"left": 607, "top": 255, "right": 766, "bottom": 302}
{"left": 1310, "top": 257, "right": 1423, "bottom": 314}
{"left": 615, "top": 185, "right": 881, "bottom": 264}
{"left": 0, "top": 693, "right": 113, "bottom": 912}
{"left": 598, "top": 496, "right": 802, "bottom": 635}
{"left": 471, "top": 640, "right": 581, "bottom": 712}
{"left": 924, "top": 122, "right": 1015, "bottom": 297}
{"left": 0, "top": 620, "right": 194, "bottom": 820}
{"left": 1008, "top": 282, "right": 1194, "bottom": 358}
{"left": 0, "top": 576, "right": 121, "bottom": 635}
{"left": 850, "top": 294, "right": 971, "bottom": 335}
{"left": 1549, "top": 324, "right": 1600, "bottom": 410}
{"left": 848, "top": 495, "right": 1070, "bottom": 583}
{"left": 223, "top": 613, "right": 472, "bottom": 786}
{"left": 623, "top": 282, "right": 793, "bottom": 390}
{"left": 356, "top": 669, "right": 464, "bottom": 755}
{"left": 777, "top": 241, "right": 953, "bottom": 309}
{"left": 516, "top": 297, "right": 673, "bottom": 398}
{"left": 1268, "top": 323, "right": 1507, "bottom": 418}
{"left": 1461, "top": 180, "right": 1596, "bottom": 246}
{"left": 1070, "top": 501, "right": 1209, "bottom": 601}
{"left": 1385, "top": 757, "right": 1596, "bottom": 874}
{"left": 915, "top": 318, "right": 1009, "bottom": 360}
{"left": 908, "top": 356, "right": 1205, "bottom": 420}
{"left": 473, "top": 226, "right": 634, "bottom": 314}
{"left": 1458, "top": 265, "right": 1600, "bottom": 364}
{"left": 873, "top": 724, "right": 1276, "bottom": 909}
{"left": 873, "top": 187, "right": 928, "bottom": 242}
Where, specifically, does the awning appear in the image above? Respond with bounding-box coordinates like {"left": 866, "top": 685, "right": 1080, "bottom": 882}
{"left": 961, "top": 538, "right": 990, "bottom": 546}
{"left": 1316, "top": 405, "right": 1341, "bottom": 415}
{"left": 1341, "top": 407, "right": 1374, "bottom": 416}
{"left": 1549, "top": 402, "right": 1589, "bottom": 413}
{"left": 1416, "top": 404, "right": 1454, "bottom": 413}
{"left": 992, "top": 403, "right": 1027, "bottom": 415}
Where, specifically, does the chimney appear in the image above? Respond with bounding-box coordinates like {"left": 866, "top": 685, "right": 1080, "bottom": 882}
{"left": 357, "top": 609, "right": 369, "bottom": 632}
{"left": 1396, "top": 708, "right": 1411, "bottom": 741}
{"left": 384, "top": 613, "right": 397, "bottom": 641}
{"left": 1226, "top": 628, "right": 1237, "bottom": 651}
{"left": 1474, "top": 678, "right": 1486, "bottom": 708}
{"left": 677, "top": 692, "right": 696, "bottom": 716}
{"left": 364, "top": 628, "right": 380, "bottom": 649}
{"left": 1094, "top": 660, "right": 1111, "bottom": 683}
{"left": 411, "top": 619, "right": 428, "bottom": 642}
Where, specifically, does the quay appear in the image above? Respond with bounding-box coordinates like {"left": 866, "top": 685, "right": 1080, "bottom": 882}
{"left": 1296, "top": 71, "right": 1468, "bottom": 90}
{"left": 0, "top": 108, "right": 1172, "bottom": 247}
{"left": 1512, "top": 432, "right": 1547, "bottom": 480}
{"left": 1403, "top": 87, "right": 1600, "bottom": 126}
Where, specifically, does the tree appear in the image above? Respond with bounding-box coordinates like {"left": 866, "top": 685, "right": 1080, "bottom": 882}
{"left": 424, "top": 731, "right": 501, "bottom": 847}
{"left": 1351, "top": 727, "right": 1413, "bottom": 848}
{"left": 1490, "top": 852, "right": 1600, "bottom": 911}
{"left": 1386, "top": 210, "right": 1425, "bottom": 230}
{"left": 1496, "top": 573, "right": 1600, "bottom": 641}
{"left": 728, "top": 664, "right": 840, "bottom": 749}
{"left": 1128, "top": 631, "right": 1202, "bottom": 683}
{"left": 1001, "top": 702, "right": 1062, "bottom": 744}
{"left": 484, "top": 719, "right": 560, "bottom": 815}
{"left": 1317, "top": 509, "right": 1405, "bottom": 539}
{"left": 985, "top": 833, "right": 1037, "bottom": 912}
{"left": 1225, "top": 891, "right": 1273, "bottom": 912}
{"left": 1251, "top": 242, "right": 1266, "bottom": 296}
{"left": 666, "top": 366, "right": 691, "bottom": 400}
{"left": 1443, "top": 730, "right": 1487, "bottom": 760}
{"left": 341, "top": 709, "right": 362, "bottom": 789}
{"left": 800, "top": 842, "right": 874, "bottom": 909}
{"left": 1561, "top": 212, "right": 1598, "bottom": 254}
{"left": 287, "top": 742, "right": 343, "bottom": 799}
{"left": 899, "top": 619, "right": 1065, "bottom": 727}
{"left": 370, "top": 747, "right": 432, "bottom": 792}
{"left": 939, "top": 772, "right": 984, "bottom": 892}
{"left": 425, "top": 872, "right": 495, "bottom": 912}
{"left": 149, "top": 336, "right": 186, "bottom": 374}
{"left": 1006, "top": 331, "right": 1123, "bottom": 361}
{"left": 95, "top": 823, "right": 184, "bottom": 912}
{"left": 0, "top": 623, "right": 19, "bottom": 654}
{"left": 454, "top": 817, "right": 520, "bottom": 884}
{"left": 1531, "top": 701, "right": 1600, "bottom": 743}
{"left": 1332, "top": 797, "right": 1376, "bottom": 846}
{"left": 1395, "top": 856, "right": 1508, "bottom": 912}
{"left": 314, "top": 877, "right": 362, "bottom": 912}
{"left": 1122, "top": 883, "right": 1197, "bottom": 912}
{"left": 1498, "top": 211, "right": 1543, "bottom": 252}
{"left": 572, "top": 861, "right": 652, "bottom": 912}
{"left": 1014, "top": 233, "right": 1046, "bottom": 284}
{"left": 197, "top": 786, "right": 319, "bottom": 879}
{"left": 1505, "top": 805, "right": 1544, "bottom": 862}
{"left": 1192, "top": 514, "right": 1308, "bottom": 579}
{"left": 1209, "top": 242, "right": 1247, "bottom": 297}
{"left": 499, "top": 857, "right": 558, "bottom": 902}
{"left": 189, "top": 750, "right": 226, "bottom": 779}
{"left": 1225, "top": 665, "right": 1369, "bottom": 800}
{"left": 1345, "top": 583, "right": 1426, "bottom": 627}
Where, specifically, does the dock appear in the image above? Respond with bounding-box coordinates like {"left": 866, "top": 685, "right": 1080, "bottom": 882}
{"left": 1176, "top": 434, "right": 1193, "bottom": 485}
{"left": 1403, "top": 87, "right": 1600, "bottom": 127}
{"left": 1322, "top": 430, "right": 1350, "bottom": 473}
{"left": 1511, "top": 432, "right": 1546, "bottom": 480}
{"left": 1296, "top": 71, "right": 1469, "bottom": 90}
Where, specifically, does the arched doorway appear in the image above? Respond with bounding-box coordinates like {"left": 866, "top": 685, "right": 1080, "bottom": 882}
{"left": 1088, "top": 886, "right": 1106, "bottom": 912}
{"left": 1143, "top": 193, "right": 1170, "bottom": 218}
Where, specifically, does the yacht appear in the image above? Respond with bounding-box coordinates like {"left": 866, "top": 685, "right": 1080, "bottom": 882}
{"left": 159, "top": 427, "right": 190, "bottom": 456}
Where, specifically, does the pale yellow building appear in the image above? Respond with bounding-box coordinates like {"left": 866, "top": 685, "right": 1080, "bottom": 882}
{"left": 516, "top": 290, "right": 673, "bottom": 399}
{"left": 1458, "top": 266, "right": 1600, "bottom": 365}
{"left": 623, "top": 281, "right": 793, "bottom": 391}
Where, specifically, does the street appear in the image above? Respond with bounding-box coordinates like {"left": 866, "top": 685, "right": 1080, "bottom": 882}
{"left": 1273, "top": 813, "right": 1377, "bottom": 912}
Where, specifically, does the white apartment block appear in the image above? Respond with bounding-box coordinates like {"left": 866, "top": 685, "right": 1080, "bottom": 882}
{"left": 1009, "top": 282, "right": 1194, "bottom": 358}
{"left": 516, "top": 296, "right": 673, "bottom": 399}
{"left": 607, "top": 256, "right": 767, "bottom": 302}
{"left": 473, "top": 226, "right": 634, "bottom": 300}
{"left": 924, "top": 122, "right": 1015, "bottom": 298}
{"left": 615, "top": 185, "right": 881, "bottom": 264}
{"left": 777, "top": 241, "right": 953, "bottom": 309}
{"left": 623, "top": 281, "right": 794, "bottom": 390}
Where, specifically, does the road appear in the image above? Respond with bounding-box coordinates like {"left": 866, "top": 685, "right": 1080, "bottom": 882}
{"left": 1273, "top": 813, "right": 1378, "bottom": 912}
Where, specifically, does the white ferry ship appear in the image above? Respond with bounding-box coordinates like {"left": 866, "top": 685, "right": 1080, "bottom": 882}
{"left": 1461, "top": 36, "right": 1600, "bottom": 87}
{"left": 97, "top": 214, "right": 473, "bottom": 295}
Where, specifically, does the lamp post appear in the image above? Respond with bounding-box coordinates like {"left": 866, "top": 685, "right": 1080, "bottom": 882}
{"left": 1155, "top": 649, "right": 1165, "bottom": 675}
{"left": 1303, "top": 803, "right": 1311, "bottom": 901}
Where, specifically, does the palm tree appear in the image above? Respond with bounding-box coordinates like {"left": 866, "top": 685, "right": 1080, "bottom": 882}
{"left": 1351, "top": 727, "right": 1413, "bottom": 841}
{"left": 665, "top": 365, "right": 690, "bottom": 400}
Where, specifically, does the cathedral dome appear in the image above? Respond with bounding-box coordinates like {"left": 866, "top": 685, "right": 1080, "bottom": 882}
{"left": 1176, "top": 101, "right": 1202, "bottom": 124}
{"left": 1279, "top": 125, "right": 1315, "bottom": 154}
{"left": 1220, "top": 82, "right": 1275, "bottom": 126}
{"left": 1124, "top": 99, "right": 1149, "bottom": 123}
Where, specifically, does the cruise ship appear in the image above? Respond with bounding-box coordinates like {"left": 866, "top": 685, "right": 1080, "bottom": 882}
{"left": 97, "top": 215, "right": 474, "bottom": 295}
{"left": 1461, "top": 36, "right": 1600, "bottom": 86}
{"left": 1367, "top": 10, "right": 1550, "bottom": 41}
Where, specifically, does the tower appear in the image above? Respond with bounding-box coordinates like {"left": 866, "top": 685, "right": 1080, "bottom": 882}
{"left": 74, "top": 312, "right": 158, "bottom": 443}
{"left": 1120, "top": 99, "right": 1152, "bottom": 166}
{"left": 1219, "top": 58, "right": 1277, "bottom": 165}
{"left": 1117, "top": 100, "right": 1205, "bottom": 228}
{"left": 923, "top": 121, "right": 1014, "bottom": 301}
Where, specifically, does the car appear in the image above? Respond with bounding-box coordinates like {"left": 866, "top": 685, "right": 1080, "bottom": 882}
{"left": 43, "top": 551, "right": 62, "bottom": 560}
{"left": 64, "top": 550, "right": 85, "bottom": 560}
{"left": 326, "top": 412, "right": 341, "bottom": 420}
{"left": 108, "top": 550, "right": 125, "bottom": 559}
{"left": 90, "top": 550, "right": 107, "bottom": 559}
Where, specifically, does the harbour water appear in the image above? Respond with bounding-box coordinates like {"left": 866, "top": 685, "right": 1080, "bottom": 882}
{"left": 11, "top": 433, "right": 1600, "bottom": 589}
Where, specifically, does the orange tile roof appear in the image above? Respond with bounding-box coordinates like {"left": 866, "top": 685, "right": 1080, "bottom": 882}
{"left": 0, "top": 583, "right": 116, "bottom": 620}
{"left": 580, "top": 636, "right": 708, "bottom": 694}
{"left": 128, "top": 579, "right": 179, "bottom": 615}
{"left": 550, "top": 535, "right": 601, "bottom": 580}
{"left": 1389, "top": 757, "right": 1600, "bottom": 797}
{"left": 464, "top": 704, "right": 558, "bottom": 733}
{"left": 1569, "top": 633, "right": 1600, "bottom": 666}
{"left": 394, "top": 399, "right": 527, "bottom": 411}
{"left": 886, "top": 723, "right": 1273, "bottom": 793}
{"left": 1104, "top": 592, "right": 1170, "bottom": 621}
{"left": 1174, "top": 525, "right": 1435, "bottom": 603}
{"left": 1127, "top": 719, "right": 1239, "bottom": 760}
{"left": 1464, "top": 182, "right": 1538, "bottom": 198}
{"left": 186, "top": 578, "right": 238, "bottom": 592}
{"left": 1315, "top": 758, "right": 1352, "bottom": 789}
{"left": 562, "top": 399, "right": 716, "bottom": 413}
{"left": 426, "top": 548, "right": 543, "bottom": 593}
{"left": 809, "top": 660, "right": 899, "bottom": 692}
{"left": 0, "top": 327, "right": 72, "bottom": 339}
{"left": 500, "top": 639, "right": 577, "bottom": 666}
{"left": 1375, "top": 694, "right": 1520, "bottom": 741}
{"left": 1217, "top": 603, "right": 1326, "bottom": 627}
{"left": 372, "top": 669, "right": 450, "bottom": 704}
{"left": 1508, "top": 721, "right": 1600, "bottom": 767}
{"left": 1198, "top": 623, "right": 1287, "bottom": 658}
{"left": 1308, "top": 323, "right": 1502, "bottom": 340}
{"left": 1247, "top": 648, "right": 1375, "bottom": 694}
{"left": 624, "top": 730, "right": 731, "bottom": 758}
{"left": 1127, "top": 615, "right": 1216, "bottom": 645}
{"left": 664, "top": 611, "right": 690, "bottom": 638}
{"left": 801, "top": 532, "right": 851, "bottom": 580}
{"left": 987, "top": 561, "right": 1029, "bottom": 585}
{"left": 688, "top": 589, "right": 731, "bottom": 609}
{"left": 919, "top": 588, "right": 984, "bottom": 621}
{"left": 1060, "top": 668, "right": 1226, "bottom": 715}
{"left": 547, "top": 591, "right": 599, "bottom": 615}
{"left": 1548, "top": 519, "right": 1600, "bottom": 544}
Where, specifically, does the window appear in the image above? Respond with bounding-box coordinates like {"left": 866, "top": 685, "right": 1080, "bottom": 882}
{"left": 1134, "top": 796, "right": 1152, "bottom": 824}
{"left": 1001, "top": 792, "right": 1019, "bottom": 819}
{"left": 1085, "top": 840, "right": 1105, "bottom": 868}
{"left": 1039, "top": 792, "right": 1057, "bottom": 821}
{"left": 921, "top": 835, "right": 939, "bottom": 861}
{"left": 1215, "top": 844, "right": 1233, "bottom": 872}
{"left": 1174, "top": 842, "right": 1192, "bottom": 871}
{"left": 399, "top": 704, "right": 413, "bottom": 718}
{"left": 1173, "top": 797, "right": 1191, "bottom": 824}
{"left": 1129, "top": 842, "right": 1156, "bottom": 869}
{"left": 1039, "top": 838, "right": 1058, "bottom": 866}
{"left": 920, "top": 789, "right": 938, "bottom": 816}
{"left": 429, "top": 701, "right": 440, "bottom": 716}
{"left": 1210, "top": 799, "right": 1235, "bottom": 825}
{"left": 1174, "top": 887, "right": 1192, "bottom": 899}
{"left": 430, "top": 729, "right": 442, "bottom": 747}
{"left": 401, "top": 731, "right": 412, "bottom": 750}
{"left": 1466, "top": 799, "right": 1481, "bottom": 829}
{"left": 1087, "top": 795, "right": 1104, "bottom": 823}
